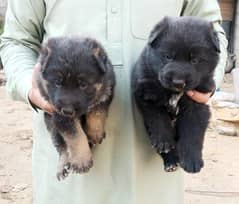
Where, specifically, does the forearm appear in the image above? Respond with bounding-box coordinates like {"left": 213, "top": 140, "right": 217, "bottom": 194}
{"left": 0, "top": 40, "right": 37, "bottom": 103}
{"left": 0, "top": 0, "right": 45, "bottom": 104}
{"left": 213, "top": 22, "right": 228, "bottom": 89}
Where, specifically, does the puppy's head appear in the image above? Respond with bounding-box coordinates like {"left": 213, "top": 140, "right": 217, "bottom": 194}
{"left": 147, "top": 16, "right": 220, "bottom": 92}
{"left": 38, "top": 37, "right": 111, "bottom": 117}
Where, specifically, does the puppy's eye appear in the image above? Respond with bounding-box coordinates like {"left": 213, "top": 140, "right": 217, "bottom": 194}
{"left": 55, "top": 79, "right": 63, "bottom": 87}
{"left": 191, "top": 58, "right": 199, "bottom": 64}
{"left": 165, "top": 54, "right": 174, "bottom": 61}
{"left": 190, "top": 53, "right": 199, "bottom": 64}
{"left": 79, "top": 81, "right": 88, "bottom": 90}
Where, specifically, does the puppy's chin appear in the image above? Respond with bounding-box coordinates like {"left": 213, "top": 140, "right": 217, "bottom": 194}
{"left": 54, "top": 109, "right": 75, "bottom": 118}
{"left": 159, "top": 77, "right": 198, "bottom": 93}
{"left": 168, "top": 87, "right": 184, "bottom": 93}
{"left": 164, "top": 85, "right": 198, "bottom": 93}
{"left": 61, "top": 112, "right": 75, "bottom": 118}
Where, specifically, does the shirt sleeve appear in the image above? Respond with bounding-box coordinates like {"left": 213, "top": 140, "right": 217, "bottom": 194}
{"left": 0, "top": 0, "right": 45, "bottom": 104}
{"left": 181, "top": 0, "right": 228, "bottom": 89}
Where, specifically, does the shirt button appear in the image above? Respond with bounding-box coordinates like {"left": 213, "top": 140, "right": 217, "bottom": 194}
{"left": 111, "top": 7, "right": 119, "bottom": 14}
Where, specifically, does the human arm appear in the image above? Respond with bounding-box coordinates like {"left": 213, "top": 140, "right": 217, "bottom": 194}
{"left": 0, "top": 0, "right": 47, "bottom": 109}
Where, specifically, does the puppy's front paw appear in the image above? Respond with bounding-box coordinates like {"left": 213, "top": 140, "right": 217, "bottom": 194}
{"left": 57, "top": 153, "right": 71, "bottom": 181}
{"left": 56, "top": 149, "right": 93, "bottom": 181}
{"left": 70, "top": 158, "right": 94, "bottom": 174}
{"left": 179, "top": 153, "right": 204, "bottom": 173}
{"left": 68, "top": 150, "right": 94, "bottom": 174}
{"left": 57, "top": 163, "right": 71, "bottom": 181}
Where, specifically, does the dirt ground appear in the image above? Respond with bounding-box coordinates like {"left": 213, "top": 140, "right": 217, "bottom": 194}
{"left": 0, "top": 71, "right": 239, "bottom": 204}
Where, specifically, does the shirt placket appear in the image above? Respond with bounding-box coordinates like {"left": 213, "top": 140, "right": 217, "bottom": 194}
{"left": 107, "top": 0, "right": 123, "bottom": 65}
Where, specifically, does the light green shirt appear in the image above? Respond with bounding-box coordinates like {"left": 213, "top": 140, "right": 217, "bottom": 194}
{"left": 0, "top": 1, "right": 228, "bottom": 204}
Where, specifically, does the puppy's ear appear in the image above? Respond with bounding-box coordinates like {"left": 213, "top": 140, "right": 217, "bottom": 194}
{"left": 148, "top": 16, "right": 169, "bottom": 48}
{"left": 39, "top": 45, "right": 52, "bottom": 73}
{"left": 209, "top": 23, "right": 221, "bottom": 53}
{"left": 93, "top": 47, "right": 109, "bottom": 73}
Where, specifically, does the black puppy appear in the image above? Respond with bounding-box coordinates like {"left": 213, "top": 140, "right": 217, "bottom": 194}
{"left": 132, "top": 16, "right": 220, "bottom": 173}
{"left": 37, "top": 37, "right": 115, "bottom": 180}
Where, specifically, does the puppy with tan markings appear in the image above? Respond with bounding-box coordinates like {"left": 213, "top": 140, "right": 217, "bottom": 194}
{"left": 37, "top": 37, "right": 115, "bottom": 180}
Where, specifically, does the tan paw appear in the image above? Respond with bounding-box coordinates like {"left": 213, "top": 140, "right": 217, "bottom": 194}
{"left": 87, "top": 130, "right": 106, "bottom": 145}
{"left": 68, "top": 151, "right": 93, "bottom": 174}
{"left": 85, "top": 110, "right": 107, "bottom": 145}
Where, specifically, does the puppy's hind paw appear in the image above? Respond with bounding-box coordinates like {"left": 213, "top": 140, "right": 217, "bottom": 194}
{"left": 161, "top": 150, "right": 179, "bottom": 172}
{"left": 164, "top": 164, "right": 178, "bottom": 172}
{"left": 163, "top": 154, "right": 179, "bottom": 172}
{"left": 88, "top": 132, "right": 106, "bottom": 145}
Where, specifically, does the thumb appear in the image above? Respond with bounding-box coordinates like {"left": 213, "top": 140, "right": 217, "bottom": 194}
{"left": 186, "top": 90, "right": 211, "bottom": 104}
{"left": 32, "top": 63, "right": 41, "bottom": 87}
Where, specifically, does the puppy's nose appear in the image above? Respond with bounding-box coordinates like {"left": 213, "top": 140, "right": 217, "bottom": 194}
{"left": 172, "top": 79, "right": 185, "bottom": 89}
{"left": 61, "top": 107, "right": 74, "bottom": 117}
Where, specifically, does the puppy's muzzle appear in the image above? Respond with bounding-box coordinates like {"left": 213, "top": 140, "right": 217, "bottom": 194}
{"left": 172, "top": 79, "right": 185, "bottom": 90}
{"left": 61, "top": 107, "right": 75, "bottom": 117}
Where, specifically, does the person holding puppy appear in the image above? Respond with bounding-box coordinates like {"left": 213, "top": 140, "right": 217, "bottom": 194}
{"left": 0, "top": 0, "right": 227, "bottom": 204}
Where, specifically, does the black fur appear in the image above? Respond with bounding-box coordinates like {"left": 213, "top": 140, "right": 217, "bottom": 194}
{"left": 132, "top": 16, "right": 220, "bottom": 173}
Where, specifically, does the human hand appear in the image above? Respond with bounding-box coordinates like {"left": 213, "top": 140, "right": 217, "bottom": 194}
{"left": 186, "top": 90, "right": 212, "bottom": 104}
{"left": 28, "top": 63, "right": 55, "bottom": 114}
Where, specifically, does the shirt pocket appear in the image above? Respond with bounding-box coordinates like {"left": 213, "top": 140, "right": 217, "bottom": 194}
{"left": 130, "top": 0, "right": 184, "bottom": 40}
{"left": 44, "top": 0, "right": 107, "bottom": 39}
{"left": 44, "top": 0, "right": 123, "bottom": 66}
